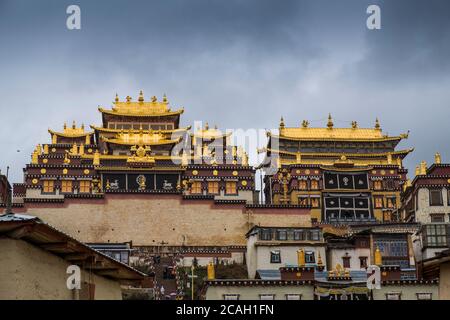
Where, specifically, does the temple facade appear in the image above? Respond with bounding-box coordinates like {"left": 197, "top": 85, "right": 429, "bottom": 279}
{"left": 259, "top": 115, "right": 412, "bottom": 224}
{"left": 17, "top": 92, "right": 254, "bottom": 203}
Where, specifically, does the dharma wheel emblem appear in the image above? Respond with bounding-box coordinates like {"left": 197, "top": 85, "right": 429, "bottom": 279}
{"left": 343, "top": 177, "right": 349, "bottom": 185}
{"left": 136, "top": 175, "right": 146, "bottom": 190}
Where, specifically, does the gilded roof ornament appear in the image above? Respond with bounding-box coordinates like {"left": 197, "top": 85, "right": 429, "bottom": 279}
{"left": 327, "top": 114, "right": 333, "bottom": 129}
{"left": 351, "top": 121, "right": 358, "bottom": 129}
{"left": 302, "top": 120, "right": 309, "bottom": 128}
{"left": 162, "top": 94, "right": 168, "bottom": 104}
{"left": 435, "top": 152, "right": 442, "bottom": 164}
{"left": 115, "top": 93, "right": 119, "bottom": 103}
{"left": 279, "top": 117, "right": 285, "bottom": 129}
{"left": 151, "top": 95, "right": 157, "bottom": 103}
{"left": 375, "top": 118, "right": 381, "bottom": 130}
{"left": 420, "top": 160, "right": 427, "bottom": 175}
{"left": 126, "top": 95, "right": 132, "bottom": 103}
{"left": 138, "top": 90, "right": 144, "bottom": 102}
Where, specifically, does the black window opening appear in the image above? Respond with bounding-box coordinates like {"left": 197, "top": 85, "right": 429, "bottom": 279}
{"left": 324, "top": 194, "right": 371, "bottom": 221}
{"left": 430, "top": 190, "right": 443, "bottom": 206}
{"left": 260, "top": 229, "right": 273, "bottom": 241}
{"left": 103, "top": 173, "right": 179, "bottom": 191}
{"left": 324, "top": 172, "right": 368, "bottom": 190}
{"left": 305, "top": 251, "right": 315, "bottom": 263}
{"left": 430, "top": 214, "right": 445, "bottom": 223}
{"left": 276, "top": 230, "right": 288, "bottom": 241}
{"left": 270, "top": 250, "right": 281, "bottom": 263}
{"left": 359, "top": 257, "right": 368, "bottom": 268}
{"left": 342, "top": 256, "right": 351, "bottom": 268}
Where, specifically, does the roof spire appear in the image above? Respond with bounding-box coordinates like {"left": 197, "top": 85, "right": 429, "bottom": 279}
{"left": 279, "top": 117, "right": 285, "bottom": 129}
{"left": 205, "top": 122, "right": 209, "bottom": 130}
{"left": 351, "top": 121, "right": 358, "bottom": 129}
{"left": 301, "top": 120, "right": 309, "bottom": 128}
{"left": 435, "top": 152, "right": 442, "bottom": 164}
{"left": 72, "top": 120, "right": 76, "bottom": 129}
{"left": 327, "top": 113, "right": 333, "bottom": 129}
{"left": 162, "top": 93, "right": 168, "bottom": 103}
{"left": 115, "top": 93, "right": 119, "bottom": 103}
{"left": 138, "top": 90, "right": 144, "bottom": 102}
{"left": 375, "top": 118, "right": 381, "bottom": 130}
{"left": 64, "top": 122, "right": 67, "bottom": 130}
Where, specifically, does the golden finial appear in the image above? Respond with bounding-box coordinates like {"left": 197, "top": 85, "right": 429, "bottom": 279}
{"left": 64, "top": 122, "right": 67, "bottom": 130}
{"left": 126, "top": 95, "right": 132, "bottom": 102}
{"left": 162, "top": 94, "right": 168, "bottom": 103}
{"left": 435, "top": 152, "right": 442, "bottom": 164}
{"left": 205, "top": 122, "right": 209, "bottom": 130}
{"left": 138, "top": 90, "right": 144, "bottom": 102}
{"left": 301, "top": 120, "right": 309, "bottom": 128}
{"left": 420, "top": 160, "right": 427, "bottom": 175}
{"left": 81, "top": 123, "right": 85, "bottom": 130}
{"left": 151, "top": 95, "right": 157, "bottom": 103}
{"left": 72, "top": 120, "right": 76, "bottom": 129}
{"left": 327, "top": 114, "right": 333, "bottom": 129}
{"left": 415, "top": 165, "right": 420, "bottom": 176}
{"left": 351, "top": 121, "right": 358, "bottom": 129}
{"left": 279, "top": 117, "right": 285, "bottom": 129}
{"left": 375, "top": 118, "right": 381, "bottom": 130}
{"left": 374, "top": 246, "right": 382, "bottom": 266}
{"left": 115, "top": 93, "right": 119, "bottom": 103}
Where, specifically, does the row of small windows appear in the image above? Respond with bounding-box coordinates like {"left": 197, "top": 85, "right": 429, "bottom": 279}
{"left": 223, "top": 293, "right": 432, "bottom": 300}
{"left": 299, "top": 196, "right": 397, "bottom": 209}
{"left": 259, "top": 228, "right": 322, "bottom": 242}
{"left": 292, "top": 179, "right": 395, "bottom": 191}
{"left": 190, "top": 181, "right": 237, "bottom": 195}
{"left": 107, "top": 122, "right": 174, "bottom": 131}
{"left": 223, "top": 293, "right": 302, "bottom": 300}
{"left": 42, "top": 180, "right": 91, "bottom": 193}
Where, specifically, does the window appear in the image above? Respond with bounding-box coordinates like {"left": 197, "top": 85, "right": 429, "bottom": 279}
{"left": 298, "top": 180, "right": 307, "bottom": 190}
{"left": 225, "top": 181, "right": 237, "bottom": 195}
{"left": 359, "top": 257, "right": 368, "bottom": 268}
{"left": 223, "top": 294, "right": 240, "bottom": 300}
{"left": 270, "top": 250, "right": 281, "bottom": 263}
{"left": 276, "top": 230, "right": 287, "bottom": 241}
{"left": 430, "top": 190, "right": 443, "bottom": 206}
{"left": 308, "top": 230, "right": 320, "bottom": 241}
{"left": 424, "top": 224, "right": 447, "bottom": 247}
{"left": 260, "top": 294, "right": 275, "bottom": 300}
{"left": 298, "top": 196, "right": 308, "bottom": 206}
{"left": 207, "top": 181, "right": 219, "bottom": 194}
{"left": 374, "top": 180, "right": 383, "bottom": 190}
{"left": 293, "top": 230, "right": 305, "bottom": 241}
{"left": 79, "top": 180, "right": 90, "bottom": 193}
{"left": 431, "top": 214, "right": 445, "bottom": 223}
{"left": 385, "top": 292, "right": 401, "bottom": 300}
{"left": 374, "top": 196, "right": 383, "bottom": 209}
{"left": 285, "top": 294, "right": 302, "bottom": 300}
{"left": 191, "top": 181, "right": 202, "bottom": 194}
{"left": 342, "top": 256, "right": 351, "bottom": 268}
{"left": 61, "top": 180, "right": 73, "bottom": 193}
{"left": 305, "top": 251, "right": 315, "bottom": 263}
{"left": 310, "top": 180, "right": 319, "bottom": 190}
{"left": 416, "top": 293, "right": 432, "bottom": 300}
{"left": 386, "top": 197, "right": 396, "bottom": 208}
{"left": 42, "top": 180, "right": 54, "bottom": 193}
{"left": 310, "top": 197, "right": 320, "bottom": 208}
{"left": 260, "top": 229, "right": 272, "bottom": 241}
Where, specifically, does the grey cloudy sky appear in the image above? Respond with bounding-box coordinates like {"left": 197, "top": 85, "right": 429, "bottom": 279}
{"left": 1, "top": 0, "right": 450, "bottom": 183}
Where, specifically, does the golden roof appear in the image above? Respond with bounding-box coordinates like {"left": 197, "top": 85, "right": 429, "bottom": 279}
{"left": 276, "top": 128, "right": 406, "bottom": 142}
{"left": 191, "top": 123, "right": 232, "bottom": 139}
{"left": 100, "top": 131, "right": 181, "bottom": 146}
{"left": 275, "top": 117, "right": 408, "bottom": 142}
{"left": 49, "top": 122, "right": 92, "bottom": 137}
{"left": 98, "top": 91, "right": 184, "bottom": 117}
